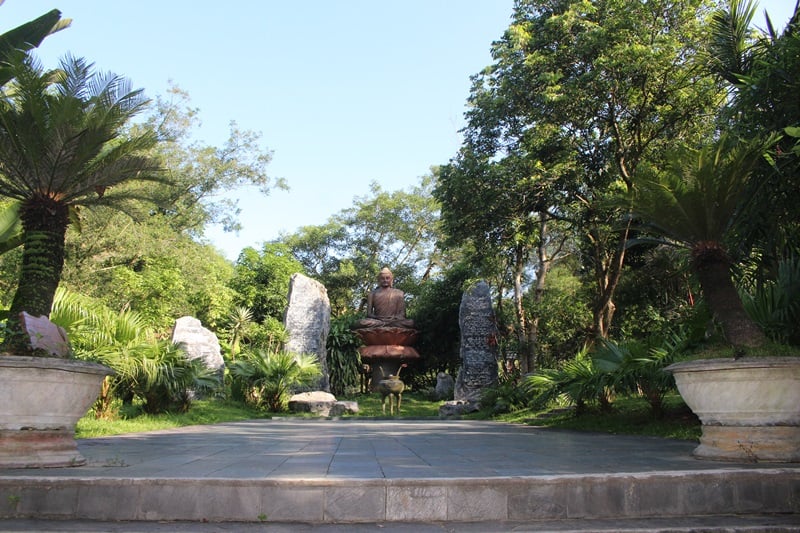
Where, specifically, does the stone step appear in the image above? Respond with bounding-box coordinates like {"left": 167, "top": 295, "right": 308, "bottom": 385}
{"left": 1, "top": 468, "right": 797, "bottom": 523}
{"left": 0, "top": 514, "right": 799, "bottom": 532}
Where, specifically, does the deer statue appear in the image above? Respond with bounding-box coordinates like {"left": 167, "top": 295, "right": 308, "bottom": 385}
{"left": 377, "top": 363, "right": 407, "bottom": 415}
{"left": 359, "top": 363, "right": 372, "bottom": 394}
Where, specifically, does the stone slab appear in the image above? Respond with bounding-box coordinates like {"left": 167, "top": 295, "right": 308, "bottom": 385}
{"left": 1, "top": 470, "right": 797, "bottom": 523}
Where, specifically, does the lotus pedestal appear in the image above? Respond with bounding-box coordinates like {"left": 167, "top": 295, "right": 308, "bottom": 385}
{"left": 354, "top": 327, "right": 420, "bottom": 390}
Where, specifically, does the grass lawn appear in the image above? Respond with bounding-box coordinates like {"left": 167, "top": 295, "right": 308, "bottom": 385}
{"left": 76, "top": 399, "right": 271, "bottom": 438}
{"left": 490, "top": 394, "right": 702, "bottom": 441}
{"left": 76, "top": 392, "right": 701, "bottom": 441}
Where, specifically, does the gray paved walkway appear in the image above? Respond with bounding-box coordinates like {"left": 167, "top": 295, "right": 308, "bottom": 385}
{"left": 1, "top": 419, "right": 798, "bottom": 528}
{"left": 0, "top": 418, "right": 785, "bottom": 480}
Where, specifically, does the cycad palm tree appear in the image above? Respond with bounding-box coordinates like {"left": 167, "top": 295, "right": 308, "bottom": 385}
{"left": 0, "top": 53, "right": 161, "bottom": 352}
{"left": 630, "top": 134, "right": 777, "bottom": 349}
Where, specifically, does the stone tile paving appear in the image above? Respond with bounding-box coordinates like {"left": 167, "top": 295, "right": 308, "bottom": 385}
{"left": 1, "top": 418, "right": 795, "bottom": 480}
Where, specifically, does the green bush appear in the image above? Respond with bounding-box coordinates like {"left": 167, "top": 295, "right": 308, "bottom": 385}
{"left": 51, "top": 289, "right": 220, "bottom": 415}
{"left": 480, "top": 373, "right": 529, "bottom": 415}
{"left": 741, "top": 255, "right": 800, "bottom": 345}
{"left": 229, "top": 349, "right": 321, "bottom": 412}
{"left": 591, "top": 333, "right": 684, "bottom": 418}
{"left": 327, "top": 313, "right": 362, "bottom": 396}
{"left": 525, "top": 348, "right": 613, "bottom": 413}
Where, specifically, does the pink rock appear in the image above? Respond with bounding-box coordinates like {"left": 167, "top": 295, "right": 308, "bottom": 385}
{"left": 18, "top": 312, "right": 70, "bottom": 358}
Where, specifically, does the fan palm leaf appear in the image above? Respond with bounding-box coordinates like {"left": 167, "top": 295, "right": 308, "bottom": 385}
{"left": 231, "top": 349, "right": 321, "bottom": 411}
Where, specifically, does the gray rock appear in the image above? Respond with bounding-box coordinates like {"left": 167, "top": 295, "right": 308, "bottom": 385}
{"left": 438, "top": 400, "right": 480, "bottom": 419}
{"left": 171, "top": 316, "right": 224, "bottom": 383}
{"left": 288, "top": 391, "right": 337, "bottom": 416}
{"left": 454, "top": 281, "right": 499, "bottom": 403}
{"left": 329, "top": 401, "right": 359, "bottom": 416}
{"left": 284, "top": 273, "right": 331, "bottom": 391}
{"left": 434, "top": 372, "right": 455, "bottom": 400}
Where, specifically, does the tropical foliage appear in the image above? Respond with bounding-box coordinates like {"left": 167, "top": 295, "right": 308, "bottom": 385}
{"left": 592, "top": 334, "right": 685, "bottom": 417}
{"left": 521, "top": 329, "right": 687, "bottom": 418}
{"left": 0, "top": 8, "right": 69, "bottom": 84}
{"left": 0, "top": 53, "right": 161, "bottom": 351}
{"left": 326, "top": 313, "right": 362, "bottom": 396}
{"left": 708, "top": 0, "right": 800, "bottom": 267}
{"left": 1, "top": 0, "right": 798, "bottom": 434}
{"left": 229, "top": 348, "right": 321, "bottom": 412}
{"left": 628, "top": 134, "right": 777, "bottom": 348}
{"left": 50, "top": 289, "right": 219, "bottom": 416}
{"left": 741, "top": 255, "right": 800, "bottom": 344}
{"left": 525, "top": 349, "right": 612, "bottom": 413}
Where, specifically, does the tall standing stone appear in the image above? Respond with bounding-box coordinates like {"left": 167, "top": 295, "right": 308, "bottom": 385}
{"left": 284, "top": 273, "right": 331, "bottom": 391}
{"left": 454, "top": 281, "right": 499, "bottom": 403}
{"left": 171, "top": 316, "right": 225, "bottom": 383}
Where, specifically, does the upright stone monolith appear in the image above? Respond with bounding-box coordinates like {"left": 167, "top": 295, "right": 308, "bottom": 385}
{"left": 454, "top": 281, "right": 499, "bottom": 403}
{"left": 284, "top": 273, "right": 331, "bottom": 391}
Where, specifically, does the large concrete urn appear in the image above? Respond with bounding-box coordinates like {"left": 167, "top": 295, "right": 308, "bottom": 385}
{"left": 666, "top": 357, "right": 800, "bottom": 462}
{"left": 0, "top": 356, "right": 113, "bottom": 468}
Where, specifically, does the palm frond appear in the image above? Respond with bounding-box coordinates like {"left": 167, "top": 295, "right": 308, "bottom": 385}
{"left": 708, "top": 0, "right": 758, "bottom": 84}
{"left": 0, "top": 52, "right": 163, "bottom": 206}
{"left": 630, "top": 133, "right": 779, "bottom": 248}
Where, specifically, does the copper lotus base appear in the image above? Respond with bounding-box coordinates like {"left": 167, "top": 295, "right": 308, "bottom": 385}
{"left": 359, "top": 345, "right": 420, "bottom": 359}
{"left": 353, "top": 326, "right": 419, "bottom": 347}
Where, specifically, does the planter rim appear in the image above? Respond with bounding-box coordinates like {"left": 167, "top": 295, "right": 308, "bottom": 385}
{"left": 0, "top": 354, "right": 113, "bottom": 376}
{"left": 666, "top": 356, "right": 800, "bottom": 373}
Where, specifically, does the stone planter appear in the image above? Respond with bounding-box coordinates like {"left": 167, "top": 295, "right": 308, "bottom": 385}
{"left": 0, "top": 355, "right": 113, "bottom": 468}
{"left": 666, "top": 357, "right": 800, "bottom": 462}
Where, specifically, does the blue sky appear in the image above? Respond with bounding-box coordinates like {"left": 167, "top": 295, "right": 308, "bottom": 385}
{"left": 2, "top": 0, "right": 794, "bottom": 260}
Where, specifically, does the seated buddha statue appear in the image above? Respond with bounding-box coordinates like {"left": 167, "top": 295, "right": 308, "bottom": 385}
{"left": 352, "top": 267, "right": 415, "bottom": 330}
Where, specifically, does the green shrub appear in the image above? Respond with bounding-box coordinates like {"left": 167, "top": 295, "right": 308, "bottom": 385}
{"left": 591, "top": 333, "right": 684, "bottom": 418}
{"left": 327, "top": 313, "right": 362, "bottom": 396}
{"left": 229, "top": 349, "right": 321, "bottom": 412}
{"left": 51, "top": 289, "right": 220, "bottom": 415}
{"left": 741, "top": 255, "right": 800, "bottom": 345}
{"left": 480, "top": 374, "right": 529, "bottom": 415}
{"left": 525, "top": 348, "right": 613, "bottom": 413}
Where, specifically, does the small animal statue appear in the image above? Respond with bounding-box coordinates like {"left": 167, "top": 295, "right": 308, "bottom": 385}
{"left": 377, "top": 363, "right": 407, "bottom": 415}
{"left": 359, "top": 363, "right": 372, "bottom": 394}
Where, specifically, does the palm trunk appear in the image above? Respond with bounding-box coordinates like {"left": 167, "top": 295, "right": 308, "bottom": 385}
{"left": 3, "top": 197, "right": 68, "bottom": 354}
{"left": 694, "top": 257, "right": 766, "bottom": 349}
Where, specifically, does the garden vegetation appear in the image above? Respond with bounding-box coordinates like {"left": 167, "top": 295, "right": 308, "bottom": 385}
{"left": 1, "top": 0, "right": 798, "bottom": 440}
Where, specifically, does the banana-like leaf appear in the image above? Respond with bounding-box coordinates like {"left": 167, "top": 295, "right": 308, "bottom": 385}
{"left": 0, "top": 9, "right": 71, "bottom": 86}
{"left": 0, "top": 201, "right": 23, "bottom": 254}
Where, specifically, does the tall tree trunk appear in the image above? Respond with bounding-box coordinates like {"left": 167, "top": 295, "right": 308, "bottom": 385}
{"left": 587, "top": 219, "right": 630, "bottom": 344}
{"left": 512, "top": 243, "right": 531, "bottom": 373}
{"left": 528, "top": 218, "right": 550, "bottom": 373}
{"left": 3, "top": 197, "right": 69, "bottom": 354}
{"left": 694, "top": 257, "right": 766, "bottom": 349}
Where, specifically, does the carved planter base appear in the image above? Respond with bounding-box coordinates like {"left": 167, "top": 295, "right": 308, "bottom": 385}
{"left": 666, "top": 357, "right": 800, "bottom": 462}
{"left": 0, "top": 355, "right": 112, "bottom": 468}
